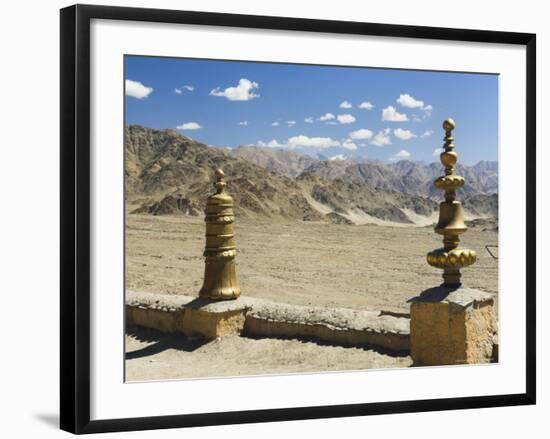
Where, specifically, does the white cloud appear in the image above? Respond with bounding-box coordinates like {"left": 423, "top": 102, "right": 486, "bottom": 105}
{"left": 432, "top": 148, "right": 443, "bottom": 156}
{"left": 397, "top": 93, "right": 425, "bottom": 109}
{"left": 319, "top": 113, "right": 335, "bottom": 122}
{"left": 371, "top": 128, "right": 392, "bottom": 147}
{"left": 358, "top": 101, "right": 374, "bottom": 110}
{"left": 176, "top": 85, "right": 194, "bottom": 94}
{"left": 397, "top": 94, "right": 433, "bottom": 119}
{"left": 238, "top": 121, "right": 248, "bottom": 126}
{"left": 349, "top": 129, "right": 373, "bottom": 140}
{"left": 423, "top": 104, "right": 433, "bottom": 118}
{"left": 286, "top": 135, "right": 340, "bottom": 149}
{"left": 339, "top": 100, "right": 353, "bottom": 109}
{"left": 393, "top": 128, "right": 416, "bottom": 140}
{"left": 382, "top": 105, "right": 409, "bottom": 122}
{"left": 287, "top": 120, "right": 297, "bottom": 127}
{"left": 304, "top": 117, "right": 314, "bottom": 123}
{"left": 337, "top": 114, "right": 356, "bottom": 124}
{"left": 257, "top": 139, "right": 283, "bottom": 148}
{"left": 330, "top": 154, "right": 348, "bottom": 161}
{"left": 125, "top": 79, "right": 153, "bottom": 99}
{"left": 256, "top": 132, "right": 366, "bottom": 150}
{"left": 341, "top": 140, "right": 358, "bottom": 150}
{"left": 421, "top": 130, "right": 434, "bottom": 138}
{"left": 272, "top": 121, "right": 280, "bottom": 127}
{"left": 176, "top": 122, "right": 202, "bottom": 130}
{"left": 257, "top": 135, "right": 341, "bottom": 150}
{"left": 209, "top": 78, "right": 259, "bottom": 101}
{"left": 390, "top": 149, "right": 411, "bottom": 161}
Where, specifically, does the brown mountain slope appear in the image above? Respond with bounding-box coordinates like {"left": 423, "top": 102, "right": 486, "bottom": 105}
{"left": 228, "top": 145, "right": 318, "bottom": 178}
{"left": 126, "top": 126, "right": 323, "bottom": 221}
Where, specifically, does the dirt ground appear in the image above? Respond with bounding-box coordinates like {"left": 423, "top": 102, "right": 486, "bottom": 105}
{"left": 125, "top": 214, "right": 498, "bottom": 312}
{"left": 126, "top": 326, "right": 412, "bottom": 381}
{"left": 125, "top": 214, "right": 498, "bottom": 380}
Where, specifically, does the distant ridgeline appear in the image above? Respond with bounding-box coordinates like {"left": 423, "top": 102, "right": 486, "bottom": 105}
{"left": 125, "top": 125, "right": 498, "bottom": 225}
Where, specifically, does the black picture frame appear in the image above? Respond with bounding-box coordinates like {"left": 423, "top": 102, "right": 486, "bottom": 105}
{"left": 60, "top": 4, "right": 536, "bottom": 434}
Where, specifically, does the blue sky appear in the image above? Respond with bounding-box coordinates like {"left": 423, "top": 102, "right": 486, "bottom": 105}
{"left": 125, "top": 56, "right": 498, "bottom": 165}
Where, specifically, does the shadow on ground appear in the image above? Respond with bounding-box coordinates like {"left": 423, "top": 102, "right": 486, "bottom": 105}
{"left": 242, "top": 332, "right": 410, "bottom": 358}
{"left": 125, "top": 325, "right": 209, "bottom": 360}
{"left": 126, "top": 325, "right": 409, "bottom": 359}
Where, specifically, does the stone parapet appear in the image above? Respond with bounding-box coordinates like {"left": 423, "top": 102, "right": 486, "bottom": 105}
{"left": 126, "top": 291, "right": 410, "bottom": 352}
{"left": 244, "top": 301, "right": 409, "bottom": 352}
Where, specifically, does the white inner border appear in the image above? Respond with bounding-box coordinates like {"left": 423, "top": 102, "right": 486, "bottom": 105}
{"left": 90, "top": 19, "right": 526, "bottom": 421}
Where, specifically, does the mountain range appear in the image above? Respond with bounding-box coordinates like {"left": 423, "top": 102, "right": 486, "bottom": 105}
{"left": 126, "top": 125, "right": 498, "bottom": 225}
{"left": 229, "top": 145, "right": 498, "bottom": 199}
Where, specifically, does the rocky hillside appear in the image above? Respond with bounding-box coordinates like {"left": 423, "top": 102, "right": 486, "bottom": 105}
{"left": 462, "top": 193, "right": 498, "bottom": 218}
{"left": 125, "top": 126, "right": 324, "bottom": 221}
{"left": 126, "top": 125, "right": 497, "bottom": 224}
{"left": 228, "top": 145, "right": 318, "bottom": 178}
{"left": 300, "top": 159, "right": 498, "bottom": 199}
{"left": 228, "top": 144, "right": 498, "bottom": 199}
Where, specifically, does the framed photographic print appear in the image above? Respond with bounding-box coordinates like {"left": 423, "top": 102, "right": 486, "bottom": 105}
{"left": 60, "top": 4, "right": 536, "bottom": 434}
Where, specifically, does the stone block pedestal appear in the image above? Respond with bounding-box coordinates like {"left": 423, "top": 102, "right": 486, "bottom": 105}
{"left": 180, "top": 297, "right": 250, "bottom": 339}
{"left": 126, "top": 291, "right": 253, "bottom": 340}
{"left": 409, "top": 287, "right": 497, "bottom": 366}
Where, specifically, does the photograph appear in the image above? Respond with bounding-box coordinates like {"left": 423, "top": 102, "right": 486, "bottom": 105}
{"left": 124, "top": 55, "right": 499, "bottom": 381}
{"left": 0, "top": 0, "right": 541, "bottom": 436}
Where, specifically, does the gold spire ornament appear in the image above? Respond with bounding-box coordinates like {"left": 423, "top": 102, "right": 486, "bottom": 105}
{"left": 427, "top": 119, "right": 477, "bottom": 287}
{"left": 198, "top": 169, "right": 241, "bottom": 300}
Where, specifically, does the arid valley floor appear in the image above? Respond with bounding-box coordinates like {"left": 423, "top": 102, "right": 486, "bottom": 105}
{"left": 126, "top": 214, "right": 498, "bottom": 311}
{"left": 125, "top": 214, "right": 498, "bottom": 381}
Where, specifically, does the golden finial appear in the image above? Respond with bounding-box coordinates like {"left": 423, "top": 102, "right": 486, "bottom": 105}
{"left": 427, "top": 119, "right": 477, "bottom": 287}
{"left": 443, "top": 117, "right": 455, "bottom": 133}
{"left": 214, "top": 168, "right": 227, "bottom": 194}
{"left": 441, "top": 118, "right": 457, "bottom": 178}
{"left": 199, "top": 168, "right": 241, "bottom": 300}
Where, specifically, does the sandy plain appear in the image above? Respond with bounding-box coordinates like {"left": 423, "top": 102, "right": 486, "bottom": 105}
{"left": 125, "top": 214, "right": 498, "bottom": 312}
{"left": 125, "top": 213, "right": 498, "bottom": 380}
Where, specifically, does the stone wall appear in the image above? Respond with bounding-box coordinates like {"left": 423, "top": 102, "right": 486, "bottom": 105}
{"left": 126, "top": 291, "right": 410, "bottom": 353}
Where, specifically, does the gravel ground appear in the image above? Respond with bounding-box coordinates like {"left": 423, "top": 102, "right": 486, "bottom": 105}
{"left": 125, "top": 326, "right": 412, "bottom": 381}
{"left": 125, "top": 214, "right": 498, "bottom": 312}
{"left": 125, "top": 214, "right": 497, "bottom": 380}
